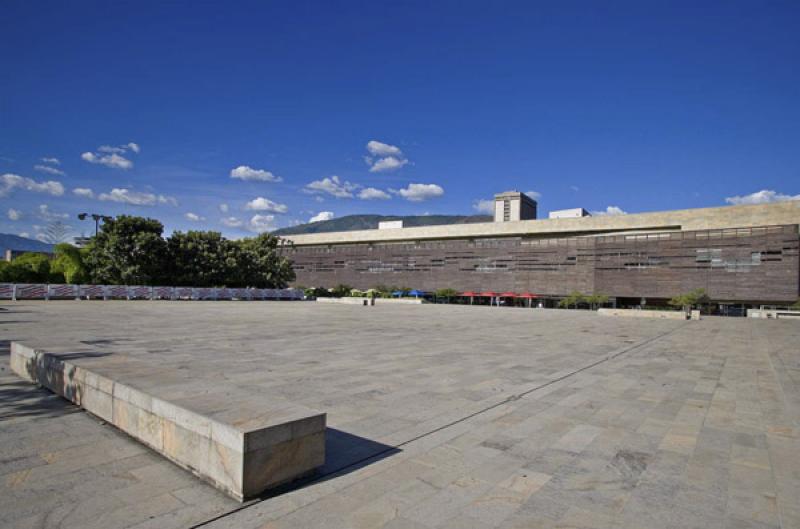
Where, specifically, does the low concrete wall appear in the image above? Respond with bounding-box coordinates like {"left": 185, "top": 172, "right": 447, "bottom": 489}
{"left": 747, "top": 309, "right": 800, "bottom": 320}
{"left": 10, "top": 342, "right": 325, "bottom": 501}
{"left": 315, "top": 297, "right": 424, "bottom": 305}
{"left": 598, "top": 308, "right": 688, "bottom": 320}
{"left": 375, "top": 298, "right": 424, "bottom": 305}
{"left": 316, "top": 297, "right": 374, "bottom": 305}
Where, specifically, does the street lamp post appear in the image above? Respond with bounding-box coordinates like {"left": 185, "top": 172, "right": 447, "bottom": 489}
{"left": 78, "top": 213, "right": 112, "bottom": 237}
{"left": 78, "top": 213, "right": 112, "bottom": 283}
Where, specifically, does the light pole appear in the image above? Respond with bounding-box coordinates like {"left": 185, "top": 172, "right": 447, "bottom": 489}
{"left": 78, "top": 213, "right": 112, "bottom": 237}
{"left": 78, "top": 213, "right": 112, "bottom": 283}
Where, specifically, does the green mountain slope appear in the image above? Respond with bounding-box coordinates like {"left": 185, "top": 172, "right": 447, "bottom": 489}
{"left": 272, "top": 214, "right": 492, "bottom": 236}
{"left": 0, "top": 233, "right": 54, "bottom": 257}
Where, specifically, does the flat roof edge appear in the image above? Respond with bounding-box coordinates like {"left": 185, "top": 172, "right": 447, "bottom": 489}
{"left": 281, "top": 201, "right": 800, "bottom": 246}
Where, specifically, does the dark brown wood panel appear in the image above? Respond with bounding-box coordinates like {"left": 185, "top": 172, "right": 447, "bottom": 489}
{"left": 286, "top": 224, "right": 800, "bottom": 303}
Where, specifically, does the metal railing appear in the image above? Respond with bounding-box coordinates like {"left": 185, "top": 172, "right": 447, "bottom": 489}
{"left": 0, "top": 283, "right": 303, "bottom": 301}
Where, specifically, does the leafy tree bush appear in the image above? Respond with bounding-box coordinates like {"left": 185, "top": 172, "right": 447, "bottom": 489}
{"left": 330, "top": 284, "right": 353, "bottom": 298}
{"left": 558, "top": 291, "right": 585, "bottom": 309}
{"left": 435, "top": 288, "right": 459, "bottom": 302}
{"left": 668, "top": 288, "right": 710, "bottom": 313}
{"left": 10, "top": 252, "right": 53, "bottom": 283}
{"left": 304, "top": 286, "right": 330, "bottom": 298}
{"left": 584, "top": 293, "right": 610, "bottom": 310}
{"left": 792, "top": 299, "right": 800, "bottom": 310}
{"left": 3, "top": 215, "right": 296, "bottom": 288}
{"left": 166, "top": 231, "right": 235, "bottom": 287}
{"left": 85, "top": 215, "right": 168, "bottom": 285}
{"left": 372, "top": 284, "right": 394, "bottom": 298}
{"left": 235, "top": 233, "right": 295, "bottom": 288}
{"left": 50, "top": 243, "right": 88, "bottom": 284}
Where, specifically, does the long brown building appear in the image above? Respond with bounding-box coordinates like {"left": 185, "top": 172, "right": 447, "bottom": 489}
{"left": 282, "top": 193, "right": 800, "bottom": 307}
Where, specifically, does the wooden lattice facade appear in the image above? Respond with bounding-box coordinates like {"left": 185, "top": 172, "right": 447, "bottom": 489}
{"left": 287, "top": 224, "right": 800, "bottom": 303}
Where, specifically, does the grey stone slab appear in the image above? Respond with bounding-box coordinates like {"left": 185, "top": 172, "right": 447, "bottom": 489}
{"left": 1, "top": 301, "right": 799, "bottom": 529}
{"left": 10, "top": 340, "right": 326, "bottom": 501}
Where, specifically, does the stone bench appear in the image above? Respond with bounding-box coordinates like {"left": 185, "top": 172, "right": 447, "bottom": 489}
{"left": 10, "top": 342, "right": 325, "bottom": 501}
{"left": 597, "top": 308, "right": 689, "bottom": 320}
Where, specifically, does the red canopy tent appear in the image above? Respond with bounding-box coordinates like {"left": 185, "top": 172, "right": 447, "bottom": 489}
{"left": 518, "top": 292, "right": 538, "bottom": 308}
{"left": 480, "top": 291, "right": 500, "bottom": 306}
{"left": 499, "top": 292, "right": 517, "bottom": 307}
{"left": 461, "top": 291, "right": 479, "bottom": 305}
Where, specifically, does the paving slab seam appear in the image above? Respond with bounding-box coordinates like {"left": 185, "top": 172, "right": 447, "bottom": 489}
{"left": 188, "top": 322, "right": 691, "bottom": 528}
{"left": 758, "top": 323, "right": 794, "bottom": 529}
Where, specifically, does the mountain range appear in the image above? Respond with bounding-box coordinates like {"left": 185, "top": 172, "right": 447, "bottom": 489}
{"left": 271, "top": 214, "right": 492, "bottom": 236}
{"left": 0, "top": 233, "right": 54, "bottom": 257}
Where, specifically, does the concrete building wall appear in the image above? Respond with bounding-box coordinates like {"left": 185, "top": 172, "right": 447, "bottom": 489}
{"left": 283, "top": 201, "right": 800, "bottom": 247}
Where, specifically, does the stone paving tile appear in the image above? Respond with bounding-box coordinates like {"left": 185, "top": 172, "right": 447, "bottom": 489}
{"left": 0, "top": 344, "right": 237, "bottom": 529}
{"left": 1, "top": 302, "right": 799, "bottom": 528}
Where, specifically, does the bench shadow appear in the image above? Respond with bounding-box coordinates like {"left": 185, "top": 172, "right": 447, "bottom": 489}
{"left": 254, "top": 427, "right": 401, "bottom": 500}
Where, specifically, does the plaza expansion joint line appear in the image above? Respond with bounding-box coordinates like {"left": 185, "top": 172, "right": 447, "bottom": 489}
{"left": 190, "top": 322, "right": 688, "bottom": 528}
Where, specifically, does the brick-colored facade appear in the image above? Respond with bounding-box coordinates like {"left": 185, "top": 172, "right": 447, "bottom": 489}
{"left": 287, "top": 224, "right": 800, "bottom": 303}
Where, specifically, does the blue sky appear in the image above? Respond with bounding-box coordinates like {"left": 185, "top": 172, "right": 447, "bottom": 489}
{"left": 1, "top": 0, "right": 798, "bottom": 241}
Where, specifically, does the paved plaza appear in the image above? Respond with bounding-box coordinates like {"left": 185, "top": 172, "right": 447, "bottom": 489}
{"left": 1, "top": 301, "right": 799, "bottom": 529}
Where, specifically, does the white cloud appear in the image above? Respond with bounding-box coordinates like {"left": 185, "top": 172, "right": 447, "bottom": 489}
{"left": 7, "top": 208, "right": 21, "bottom": 221}
{"left": 366, "top": 140, "right": 403, "bottom": 157}
{"left": 314, "top": 196, "right": 324, "bottom": 203}
{"left": 81, "top": 151, "right": 133, "bottom": 169}
{"left": 591, "top": 206, "right": 627, "bottom": 216}
{"left": 34, "top": 164, "right": 65, "bottom": 176}
{"left": 244, "top": 196, "right": 288, "bottom": 213}
{"left": 725, "top": 189, "right": 800, "bottom": 205}
{"left": 248, "top": 214, "right": 276, "bottom": 233}
{"left": 393, "top": 183, "right": 444, "bottom": 202}
{"left": 365, "top": 140, "right": 409, "bottom": 173}
{"left": 96, "top": 142, "right": 140, "bottom": 154}
{"left": 185, "top": 212, "right": 205, "bottom": 221}
{"left": 97, "top": 145, "right": 125, "bottom": 154}
{"left": 221, "top": 216, "right": 244, "bottom": 228}
{"left": 98, "top": 188, "right": 178, "bottom": 207}
{"left": 0, "top": 173, "right": 64, "bottom": 197}
{"left": 18, "top": 232, "right": 30, "bottom": 238}
{"left": 38, "top": 204, "right": 69, "bottom": 220}
{"left": 570, "top": 185, "right": 579, "bottom": 192}
{"left": 41, "top": 157, "right": 60, "bottom": 165}
{"left": 473, "top": 199, "right": 495, "bottom": 214}
{"left": 81, "top": 142, "right": 139, "bottom": 169}
{"left": 72, "top": 187, "right": 95, "bottom": 198}
{"left": 309, "top": 211, "right": 335, "bottom": 223}
{"left": 303, "top": 175, "right": 359, "bottom": 198}
{"left": 230, "top": 165, "right": 282, "bottom": 182}
{"left": 219, "top": 203, "right": 229, "bottom": 213}
{"left": 358, "top": 187, "right": 391, "bottom": 200}
{"left": 369, "top": 156, "right": 408, "bottom": 173}
{"left": 525, "top": 190, "right": 541, "bottom": 200}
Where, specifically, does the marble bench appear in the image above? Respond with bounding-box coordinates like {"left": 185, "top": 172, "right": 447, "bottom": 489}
{"left": 10, "top": 341, "right": 326, "bottom": 501}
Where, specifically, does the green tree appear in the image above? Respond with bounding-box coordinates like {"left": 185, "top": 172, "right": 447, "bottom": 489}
{"left": 669, "top": 288, "right": 710, "bottom": 313}
{"left": 234, "top": 233, "right": 295, "bottom": 288}
{"left": 50, "top": 243, "right": 88, "bottom": 284}
{"left": 435, "top": 288, "right": 459, "bottom": 303}
{"left": 792, "top": 299, "right": 800, "bottom": 310}
{"left": 85, "top": 215, "right": 168, "bottom": 285}
{"left": 11, "top": 252, "right": 52, "bottom": 283}
{"left": 330, "top": 284, "right": 352, "bottom": 298}
{"left": 584, "top": 293, "right": 610, "bottom": 310}
{"left": 304, "top": 286, "right": 329, "bottom": 298}
{"left": 166, "top": 231, "right": 234, "bottom": 287}
{"left": 558, "top": 291, "right": 585, "bottom": 309}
